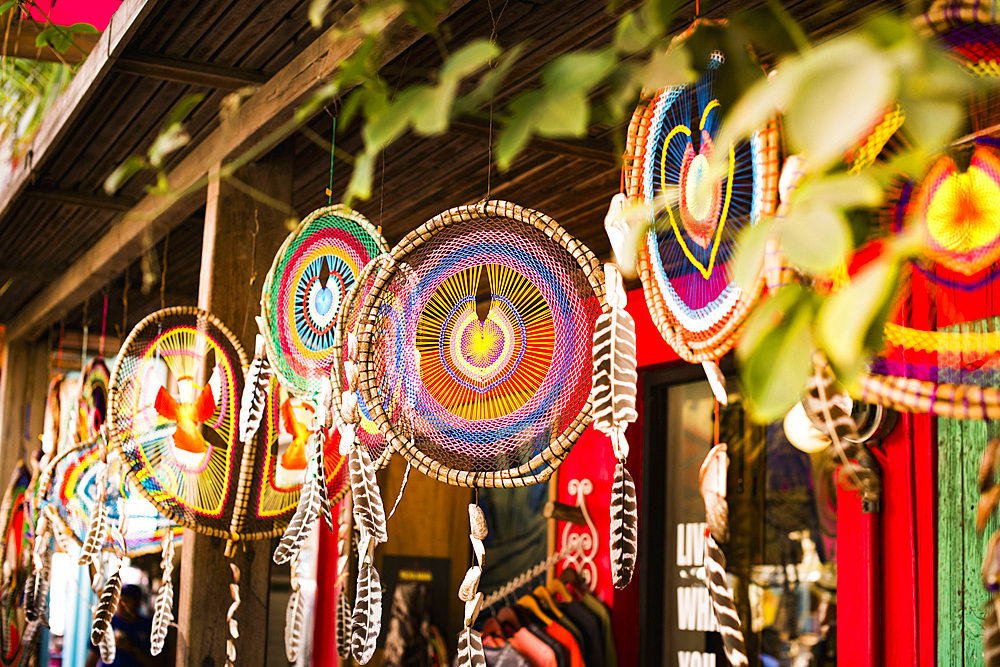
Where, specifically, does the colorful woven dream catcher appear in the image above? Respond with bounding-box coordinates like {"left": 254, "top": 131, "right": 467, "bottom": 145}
{"left": 76, "top": 358, "right": 110, "bottom": 444}
{"left": 619, "top": 19, "right": 780, "bottom": 400}
{"left": 355, "top": 200, "right": 606, "bottom": 665}
{"left": 0, "top": 461, "right": 38, "bottom": 667}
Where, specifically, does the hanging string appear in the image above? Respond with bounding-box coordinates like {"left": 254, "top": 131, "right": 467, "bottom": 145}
{"left": 57, "top": 320, "right": 65, "bottom": 371}
{"left": 241, "top": 207, "right": 260, "bottom": 341}
{"left": 80, "top": 297, "right": 90, "bottom": 378}
{"left": 121, "top": 265, "right": 130, "bottom": 339}
{"left": 327, "top": 116, "right": 337, "bottom": 206}
{"left": 99, "top": 292, "right": 108, "bottom": 358}
{"left": 485, "top": 0, "right": 509, "bottom": 200}
{"left": 160, "top": 231, "right": 170, "bottom": 311}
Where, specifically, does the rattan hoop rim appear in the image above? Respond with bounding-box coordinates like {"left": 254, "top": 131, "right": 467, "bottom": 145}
{"left": 857, "top": 372, "right": 1000, "bottom": 420}
{"left": 260, "top": 204, "right": 389, "bottom": 399}
{"left": 356, "top": 200, "right": 606, "bottom": 488}
{"left": 107, "top": 306, "right": 249, "bottom": 538}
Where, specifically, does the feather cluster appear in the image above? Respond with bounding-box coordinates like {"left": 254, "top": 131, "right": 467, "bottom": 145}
{"left": 239, "top": 338, "right": 272, "bottom": 443}
{"left": 699, "top": 444, "right": 730, "bottom": 543}
{"left": 336, "top": 586, "right": 352, "bottom": 660}
{"left": 350, "top": 444, "right": 387, "bottom": 544}
{"left": 609, "top": 462, "right": 637, "bottom": 589}
{"left": 150, "top": 534, "right": 175, "bottom": 656}
{"left": 91, "top": 570, "right": 122, "bottom": 646}
{"left": 99, "top": 621, "right": 116, "bottom": 664}
{"left": 591, "top": 264, "right": 638, "bottom": 460}
{"left": 351, "top": 563, "right": 382, "bottom": 665}
{"left": 313, "top": 433, "right": 334, "bottom": 532}
{"left": 226, "top": 562, "right": 241, "bottom": 667}
{"left": 79, "top": 498, "right": 108, "bottom": 568}
{"left": 705, "top": 534, "right": 749, "bottom": 666}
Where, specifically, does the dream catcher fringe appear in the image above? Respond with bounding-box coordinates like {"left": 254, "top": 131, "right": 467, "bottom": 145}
{"left": 593, "top": 257, "right": 640, "bottom": 589}
{"left": 699, "top": 444, "right": 748, "bottom": 667}
{"left": 226, "top": 562, "right": 241, "bottom": 667}
{"left": 91, "top": 570, "right": 122, "bottom": 646}
{"left": 348, "top": 438, "right": 387, "bottom": 664}
{"left": 285, "top": 559, "right": 307, "bottom": 662}
{"left": 336, "top": 500, "right": 353, "bottom": 660}
{"left": 456, "top": 504, "right": 488, "bottom": 667}
{"left": 239, "top": 334, "right": 273, "bottom": 444}
{"left": 150, "top": 532, "right": 175, "bottom": 656}
{"left": 274, "top": 437, "right": 324, "bottom": 565}
{"left": 78, "top": 459, "right": 109, "bottom": 569}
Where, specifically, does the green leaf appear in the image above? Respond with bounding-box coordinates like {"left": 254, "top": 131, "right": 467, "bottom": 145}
{"left": 363, "top": 87, "right": 420, "bottom": 148}
{"left": 535, "top": 90, "right": 589, "bottom": 137}
{"left": 777, "top": 205, "right": 850, "bottom": 274}
{"left": 783, "top": 36, "right": 894, "bottom": 172}
{"left": 66, "top": 23, "right": 98, "bottom": 35}
{"left": 541, "top": 49, "right": 616, "bottom": 94}
{"left": 411, "top": 83, "right": 455, "bottom": 136}
{"left": 898, "top": 97, "right": 963, "bottom": 153}
{"left": 741, "top": 300, "right": 815, "bottom": 423}
{"left": 439, "top": 40, "right": 500, "bottom": 82}
{"left": 165, "top": 93, "right": 205, "bottom": 129}
{"left": 346, "top": 149, "right": 377, "bottom": 200}
{"left": 0, "top": 1, "right": 18, "bottom": 14}
{"left": 104, "top": 156, "right": 148, "bottom": 195}
{"left": 817, "top": 258, "right": 897, "bottom": 382}
{"left": 614, "top": 10, "right": 659, "bottom": 54}
{"left": 733, "top": 217, "right": 773, "bottom": 292}
{"left": 736, "top": 284, "right": 806, "bottom": 362}
{"left": 309, "top": 0, "right": 334, "bottom": 28}
{"left": 495, "top": 91, "right": 544, "bottom": 169}
{"left": 148, "top": 124, "right": 190, "bottom": 168}
{"left": 295, "top": 80, "right": 340, "bottom": 122}
{"left": 802, "top": 173, "right": 883, "bottom": 208}
{"left": 641, "top": 47, "right": 695, "bottom": 90}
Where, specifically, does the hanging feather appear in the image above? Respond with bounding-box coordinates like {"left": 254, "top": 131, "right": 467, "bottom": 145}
{"left": 273, "top": 451, "right": 321, "bottom": 565}
{"left": 313, "top": 432, "right": 334, "bottom": 532}
{"left": 26, "top": 525, "right": 51, "bottom": 623}
{"left": 455, "top": 626, "right": 487, "bottom": 667}
{"left": 15, "top": 619, "right": 40, "bottom": 667}
{"left": 350, "top": 444, "right": 387, "bottom": 544}
{"left": 387, "top": 462, "right": 411, "bottom": 521}
{"left": 702, "top": 360, "right": 728, "bottom": 406}
{"left": 699, "top": 444, "right": 730, "bottom": 543}
{"left": 99, "top": 620, "right": 116, "bottom": 664}
{"left": 32, "top": 546, "right": 51, "bottom": 626}
{"left": 226, "top": 562, "right": 241, "bottom": 667}
{"left": 336, "top": 586, "right": 351, "bottom": 660}
{"left": 78, "top": 496, "right": 108, "bottom": 568}
{"left": 705, "top": 534, "right": 749, "bottom": 667}
{"left": 150, "top": 534, "right": 176, "bottom": 656}
{"left": 239, "top": 336, "right": 272, "bottom": 443}
{"left": 591, "top": 265, "right": 638, "bottom": 461}
{"left": 285, "top": 561, "right": 306, "bottom": 663}
{"left": 91, "top": 570, "right": 122, "bottom": 645}
{"left": 609, "top": 462, "right": 637, "bottom": 589}
{"left": 804, "top": 352, "right": 881, "bottom": 503}
{"left": 351, "top": 562, "right": 382, "bottom": 665}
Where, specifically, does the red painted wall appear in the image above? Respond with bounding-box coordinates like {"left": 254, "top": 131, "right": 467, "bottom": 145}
{"left": 27, "top": 0, "right": 120, "bottom": 31}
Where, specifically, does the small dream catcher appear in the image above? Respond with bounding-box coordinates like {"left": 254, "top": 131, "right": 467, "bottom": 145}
{"left": 619, "top": 19, "right": 780, "bottom": 399}
{"left": 76, "top": 358, "right": 110, "bottom": 444}
{"left": 41, "top": 375, "right": 63, "bottom": 454}
{"left": 0, "top": 462, "right": 37, "bottom": 667}
{"left": 357, "top": 200, "right": 606, "bottom": 665}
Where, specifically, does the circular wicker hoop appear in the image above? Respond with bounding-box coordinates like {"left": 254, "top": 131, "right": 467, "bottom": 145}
{"left": 331, "top": 254, "right": 393, "bottom": 471}
{"left": 107, "top": 306, "right": 249, "bottom": 539}
{"left": 622, "top": 24, "right": 780, "bottom": 364}
{"left": 357, "top": 200, "right": 606, "bottom": 488}
{"left": 260, "top": 204, "right": 389, "bottom": 399}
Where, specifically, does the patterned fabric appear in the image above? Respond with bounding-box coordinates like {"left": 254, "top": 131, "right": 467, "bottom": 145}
{"left": 261, "top": 205, "right": 388, "bottom": 398}
{"left": 622, "top": 20, "right": 779, "bottom": 363}
{"left": 0, "top": 463, "right": 32, "bottom": 666}
{"left": 357, "top": 201, "right": 604, "bottom": 487}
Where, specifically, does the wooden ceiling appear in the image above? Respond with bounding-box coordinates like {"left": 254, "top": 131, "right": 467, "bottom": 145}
{"left": 0, "top": 0, "right": 908, "bottom": 346}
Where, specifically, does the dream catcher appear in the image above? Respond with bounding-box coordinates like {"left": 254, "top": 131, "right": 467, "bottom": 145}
{"left": 618, "top": 19, "right": 781, "bottom": 401}
{"left": 0, "top": 462, "right": 38, "bottom": 667}
{"left": 356, "top": 200, "right": 606, "bottom": 665}
{"left": 76, "top": 358, "right": 110, "bottom": 443}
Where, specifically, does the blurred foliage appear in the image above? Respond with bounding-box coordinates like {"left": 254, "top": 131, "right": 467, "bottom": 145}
{"left": 98, "top": 0, "right": 992, "bottom": 422}
{"left": 0, "top": 1, "right": 98, "bottom": 164}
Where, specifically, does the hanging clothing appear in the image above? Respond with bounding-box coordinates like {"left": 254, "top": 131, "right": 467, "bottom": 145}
{"left": 578, "top": 593, "right": 617, "bottom": 667}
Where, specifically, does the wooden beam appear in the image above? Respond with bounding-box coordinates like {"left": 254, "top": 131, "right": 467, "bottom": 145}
{"left": 23, "top": 185, "right": 136, "bottom": 211}
{"left": 0, "top": 17, "right": 99, "bottom": 64}
{"left": 5, "top": 0, "right": 472, "bottom": 342}
{"left": 0, "top": 340, "right": 47, "bottom": 485}
{"left": 0, "top": 0, "right": 162, "bottom": 242}
{"left": 115, "top": 52, "right": 269, "bottom": 90}
{"left": 450, "top": 119, "right": 619, "bottom": 165}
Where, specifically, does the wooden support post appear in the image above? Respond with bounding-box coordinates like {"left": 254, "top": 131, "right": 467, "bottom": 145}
{"left": 0, "top": 340, "right": 48, "bottom": 482}
{"left": 175, "top": 142, "right": 294, "bottom": 667}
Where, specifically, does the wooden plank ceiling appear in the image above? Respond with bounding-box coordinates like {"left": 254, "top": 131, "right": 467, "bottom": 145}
{"left": 0, "top": 0, "right": 905, "bottom": 346}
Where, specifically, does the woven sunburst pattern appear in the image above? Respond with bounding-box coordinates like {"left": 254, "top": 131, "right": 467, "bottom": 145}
{"left": 0, "top": 462, "right": 32, "bottom": 666}
{"left": 108, "top": 307, "right": 246, "bottom": 537}
{"left": 76, "top": 358, "right": 110, "bottom": 443}
{"left": 261, "top": 205, "right": 388, "bottom": 398}
{"left": 332, "top": 255, "right": 392, "bottom": 469}
{"left": 917, "top": 0, "right": 1000, "bottom": 77}
{"left": 358, "top": 201, "right": 604, "bottom": 487}
{"left": 623, "top": 36, "right": 779, "bottom": 363}
{"left": 236, "top": 376, "right": 349, "bottom": 537}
